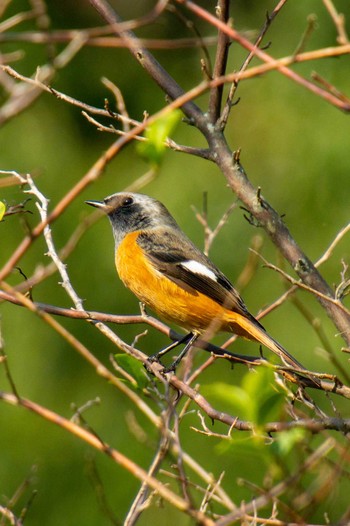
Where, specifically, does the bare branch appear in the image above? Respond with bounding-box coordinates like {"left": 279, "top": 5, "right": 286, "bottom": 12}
{"left": 0, "top": 391, "right": 214, "bottom": 525}
{"left": 208, "top": 0, "right": 230, "bottom": 123}
{"left": 215, "top": 439, "right": 336, "bottom": 526}
{"left": 322, "top": 0, "right": 349, "bottom": 45}
{"left": 1, "top": 4, "right": 350, "bottom": 521}
{"left": 315, "top": 222, "right": 350, "bottom": 268}
{"left": 88, "top": 0, "right": 205, "bottom": 125}
{"left": 176, "top": 0, "right": 350, "bottom": 111}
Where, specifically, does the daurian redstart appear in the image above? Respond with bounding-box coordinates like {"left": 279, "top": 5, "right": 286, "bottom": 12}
{"left": 86, "top": 192, "right": 305, "bottom": 372}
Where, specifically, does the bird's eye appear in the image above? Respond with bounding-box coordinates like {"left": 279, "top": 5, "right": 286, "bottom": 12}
{"left": 122, "top": 197, "right": 133, "bottom": 207}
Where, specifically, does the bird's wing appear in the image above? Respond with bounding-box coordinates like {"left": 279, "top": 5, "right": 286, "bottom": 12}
{"left": 137, "top": 229, "right": 262, "bottom": 325}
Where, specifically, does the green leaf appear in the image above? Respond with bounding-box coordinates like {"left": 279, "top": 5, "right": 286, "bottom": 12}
{"left": 137, "top": 110, "right": 182, "bottom": 166}
{"left": 203, "top": 367, "right": 285, "bottom": 425}
{"left": 216, "top": 433, "right": 269, "bottom": 462}
{"left": 114, "top": 354, "right": 150, "bottom": 390}
{"left": 256, "top": 392, "right": 284, "bottom": 426}
{"left": 271, "top": 428, "right": 306, "bottom": 458}
{"left": 0, "top": 201, "right": 6, "bottom": 221}
{"left": 203, "top": 382, "right": 252, "bottom": 420}
{"left": 241, "top": 365, "right": 275, "bottom": 398}
{"left": 242, "top": 367, "right": 284, "bottom": 424}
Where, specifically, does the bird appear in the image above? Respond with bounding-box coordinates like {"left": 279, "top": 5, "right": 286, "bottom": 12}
{"left": 86, "top": 192, "right": 305, "bottom": 373}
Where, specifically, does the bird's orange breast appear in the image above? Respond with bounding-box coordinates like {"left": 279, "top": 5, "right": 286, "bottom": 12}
{"left": 115, "top": 231, "right": 240, "bottom": 333}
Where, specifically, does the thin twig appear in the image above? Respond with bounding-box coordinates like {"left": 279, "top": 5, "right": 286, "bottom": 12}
{"left": 177, "top": 0, "right": 350, "bottom": 111}
{"left": 215, "top": 439, "right": 336, "bottom": 526}
{"left": 253, "top": 250, "right": 350, "bottom": 317}
{"left": 21, "top": 173, "right": 85, "bottom": 310}
{"left": 0, "top": 34, "right": 86, "bottom": 126}
{"left": 322, "top": 0, "right": 349, "bottom": 45}
{"left": 124, "top": 400, "right": 174, "bottom": 525}
{"left": 0, "top": 31, "right": 219, "bottom": 49}
{"left": 208, "top": 0, "right": 230, "bottom": 123}
{"left": 1, "top": 286, "right": 349, "bottom": 397}
{"left": 0, "top": 391, "right": 213, "bottom": 525}
{"left": 2, "top": 65, "right": 139, "bottom": 127}
{"left": 221, "top": 0, "right": 288, "bottom": 127}
{"left": 315, "top": 222, "right": 350, "bottom": 268}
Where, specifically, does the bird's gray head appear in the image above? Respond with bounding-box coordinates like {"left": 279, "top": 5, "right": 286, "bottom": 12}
{"left": 86, "top": 192, "right": 179, "bottom": 247}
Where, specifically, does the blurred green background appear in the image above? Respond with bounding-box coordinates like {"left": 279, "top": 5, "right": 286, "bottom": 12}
{"left": 1, "top": 1, "right": 350, "bottom": 524}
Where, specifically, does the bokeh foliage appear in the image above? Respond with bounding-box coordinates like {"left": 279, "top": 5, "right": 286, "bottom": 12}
{"left": 1, "top": 1, "right": 350, "bottom": 525}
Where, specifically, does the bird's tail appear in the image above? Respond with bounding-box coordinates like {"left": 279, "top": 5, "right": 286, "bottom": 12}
{"left": 226, "top": 312, "right": 305, "bottom": 371}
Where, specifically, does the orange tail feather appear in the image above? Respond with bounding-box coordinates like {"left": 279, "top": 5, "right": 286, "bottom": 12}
{"left": 226, "top": 312, "right": 305, "bottom": 371}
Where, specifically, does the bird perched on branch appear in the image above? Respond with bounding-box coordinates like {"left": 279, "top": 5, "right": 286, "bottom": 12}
{"left": 86, "top": 192, "right": 305, "bottom": 374}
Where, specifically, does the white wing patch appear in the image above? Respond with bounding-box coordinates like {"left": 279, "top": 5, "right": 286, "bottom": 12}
{"left": 180, "top": 260, "right": 218, "bottom": 282}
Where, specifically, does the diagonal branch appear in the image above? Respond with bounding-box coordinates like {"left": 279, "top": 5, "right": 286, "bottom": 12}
{"left": 88, "top": 0, "right": 205, "bottom": 126}
{"left": 215, "top": 439, "right": 336, "bottom": 525}
{"left": 87, "top": 0, "right": 350, "bottom": 348}
{"left": 213, "top": 153, "right": 350, "bottom": 346}
{"left": 177, "top": 0, "right": 350, "bottom": 111}
{"left": 0, "top": 391, "right": 214, "bottom": 525}
{"left": 208, "top": 0, "right": 230, "bottom": 123}
{"left": 2, "top": 287, "right": 349, "bottom": 398}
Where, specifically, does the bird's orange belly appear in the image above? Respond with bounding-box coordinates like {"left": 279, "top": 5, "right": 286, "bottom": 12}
{"left": 115, "top": 231, "right": 233, "bottom": 333}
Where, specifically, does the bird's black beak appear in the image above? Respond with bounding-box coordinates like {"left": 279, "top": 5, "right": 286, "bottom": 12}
{"left": 85, "top": 200, "right": 106, "bottom": 210}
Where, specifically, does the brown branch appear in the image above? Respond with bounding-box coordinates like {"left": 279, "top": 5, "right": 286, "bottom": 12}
{"left": 88, "top": 0, "right": 205, "bottom": 126}
{"left": 1, "top": 299, "right": 236, "bottom": 513}
{"left": 171, "top": 374, "right": 350, "bottom": 427}
{"left": 254, "top": 250, "right": 350, "bottom": 317}
{"left": 315, "top": 222, "right": 350, "bottom": 268}
{"left": 0, "top": 35, "right": 87, "bottom": 126}
{"left": 2, "top": 280, "right": 350, "bottom": 446}
{"left": 0, "top": 506, "right": 23, "bottom": 526}
{"left": 0, "top": 31, "right": 218, "bottom": 49}
{"left": 322, "top": 0, "right": 349, "bottom": 45}
{"left": 124, "top": 401, "right": 174, "bottom": 525}
{"left": 0, "top": 99, "right": 181, "bottom": 281}
{"left": 216, "top": 156, "right": 350, "bottom": 348}
{"left": 85, "top": 0, "right": 350, "bottom": 348}
{"left": 1, "top": 65, "right": 140, "bottom": 127}
{"left": 208, "top": 0, "right": 230, "bottom": 123}
{"left": 0, "top": 391, "right": 213, "bottom": 525}
{"left": 0, "top": 282, "right": 165, "bottom": 431}
{"left": 0, "top": 288, "right": 279, "bottom": 368}
{"left": 215, "top": 439, "right": 335, "bottom": 525}
{"left": 220, "top": 0, "right": 289, "bottom": 128}
{"left": 4, "top": 43, "right": 350, "bottom": 125}
{"left": 3, "top": 286, "right": 349, "bottom": 398}
{"left": 176, "top": 0, "right": 350, "bottom": 111}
